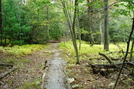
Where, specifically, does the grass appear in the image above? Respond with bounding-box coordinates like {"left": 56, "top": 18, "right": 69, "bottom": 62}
{"left": 3, "top": 44, "right": 46, "bottom": 57}
{"left": 59, "top": 40, "right": 134, "bottom": 66}
{"left": 59, "top": 40, "right": 132, "bottom": 61}
{"left": 0, "top": 44, "right": 46, "bottom": 67}
{"left": 20, "top": 78, "right": 41, "bottom": 89}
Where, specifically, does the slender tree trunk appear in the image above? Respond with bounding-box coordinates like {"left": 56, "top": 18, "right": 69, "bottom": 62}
{"left": 98, "top": 11, "right": 103, "bottom": 45}
{"left": 0, "top": 0, "right": 2, "bottom": 45}
{"left": 104, "top": 0, "right": 109, "bottom": 51}
{"left": 87, "top": 0, "right": 94, "bottom": 46}
{"left": 77, "top": 9, "right": 81, "bottom": 50}
{"left": 61, "top": 0, "right": 80, "bottom": 64}
{"left": 72, "top": 0, "right": 80, "bottom": 64}
{"left": 129, "top": 40, "right": 134, "bottom": 61}
{"left": 46, "top": 6, "right": 49, "bottom": 41}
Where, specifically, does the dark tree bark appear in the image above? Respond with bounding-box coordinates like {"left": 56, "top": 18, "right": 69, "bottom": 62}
{"left": 104, "top": 0, "right": 109, "bottom": 51}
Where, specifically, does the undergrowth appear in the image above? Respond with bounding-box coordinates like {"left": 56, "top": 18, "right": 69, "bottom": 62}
{"left": 0, "top": 44, "right": 46, "bottom": 57}
{"left": 0, "top": 44, "right": 46, "bottom": 67}
{"left": 59, "top": 40, "right": 134, "bottom": 89}
{"left": 59, "top": 40, "right": 129, "bottom": 63}
{"left": 20, "top": 78, "right": 41, "bottom": 89}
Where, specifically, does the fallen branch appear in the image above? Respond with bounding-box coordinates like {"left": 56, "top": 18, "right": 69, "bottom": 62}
{"left": 87, "top": 61, "right": 134, "bottom": 76}
{"left": 0, "top": 66, "right": 17, "bottom": 79}
{"left": 0, "top": 63, "right": 13, "bottom": 67}
{"left": 99, "top": 53, "right": 113, "bottom": 64}
{"left": 88, "top": 61, "right": 134, "bottom": 69}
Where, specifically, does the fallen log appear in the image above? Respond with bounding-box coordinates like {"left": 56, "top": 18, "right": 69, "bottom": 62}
{"left": 99, "top": 53, "right": 113, "bottom": 64}
{"left": 0, "top": 63, "right": 13, "bottom": 67}
{"left": 0, "top": 66, "right": 17, "bottom": 79}
{"left": 87, "top": 61, "right": 134, "bottom": 76}
{"left": 88, "top": 61, "right": 134, "bottom": 68}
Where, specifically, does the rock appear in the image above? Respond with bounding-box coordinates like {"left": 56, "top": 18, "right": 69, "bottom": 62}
{"left": 72, "top": 84, "right": 79, "bottom": 88}
{"left": 108, "top": 82, "right": 115, "bottom": 88}
{"left": 67, "top": 78, "right": 75, "bottom": 83}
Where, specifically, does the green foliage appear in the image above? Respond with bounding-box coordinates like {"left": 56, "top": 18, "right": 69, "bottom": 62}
{"left": 59, "top": 40, "right": 103, "bottom": 59}
{"left": 20, "top": 78, "right": 41, "bottom": 89}
{"left": 0, "top": 44, "right": 46, "bottom": 57}
{"left": 2, "top": 0, "right": 32, "bottom": 45}
{"left": 0, "top": 44, "right": 46, "bottom": 68}
{"left": 59, "top": 40, "right": 128, "bottom": 63}
{"left": 1, "top": 0, "right": 64, "bottom": 45}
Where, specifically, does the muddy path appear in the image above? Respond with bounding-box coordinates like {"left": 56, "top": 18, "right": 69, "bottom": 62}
{"left": 0, "top": 43, "right": 68, "bottom": 89}
{"left": 41, "top": 45, "right": 70, "bottom": 89}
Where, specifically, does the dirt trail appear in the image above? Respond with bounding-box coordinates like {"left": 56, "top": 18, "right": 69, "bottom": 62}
{"left": 42, "top": 44, "right": 70, "bottom": 89}
{"left": 0, "top": 43, "right": 68, "bottom": 89}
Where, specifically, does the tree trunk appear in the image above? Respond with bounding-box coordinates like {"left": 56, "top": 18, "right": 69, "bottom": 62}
{"left": 104, "top": 0, "right": 109, "bottom": 51}
{"left": 130, "top": 40, "right": 134, "bottom": 61}
{"left": 0, "top": 0, "right": 2, "bottom": 45}
{"left": 87, "top": 0, "right": 94, "bottom": 46}
{"left": 46, "top": 6, "right": 49, "bottom": 41}
{"left": 98, "top": 11, "right": 103, "bottom": 45}
{"left": 72, "top": 0, "right": 80, "bottom": 64}
{"left": 60, "top": 0, "right": 80, "bottom": 64}
{"left": 77, "top": 9, "right": 81, "bottom": 50}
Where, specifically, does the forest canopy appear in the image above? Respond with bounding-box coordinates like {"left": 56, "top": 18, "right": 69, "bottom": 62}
{"left": 0, "top": 0, "right": 133, "bottom": 46}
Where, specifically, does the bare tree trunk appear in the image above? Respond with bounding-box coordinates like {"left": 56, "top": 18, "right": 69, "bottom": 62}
{"left": 98, "top": 11, "right": 103, "bottom": 45}
{"left": 87, "top": 0, "right": 94, "bottom": 46}
{"left": 72, "top": 0, "right": 80, "bottom": 64}
{"left": 46, "top": 6, "right": 49, "bottom": 41}
{"left": 77, "top": 9, "right": 81, "bottom": 50}
{"left": 0, "top": 0, "right": 2, "bottom": 45}
{"left": 60, "top": 0, "right": 80, "bottom": 64}
{"left": 104, "top": 0, "right": 109, "bottom": 51}
{"left": 130, "top": 40, "right": 134, "bottom": 61}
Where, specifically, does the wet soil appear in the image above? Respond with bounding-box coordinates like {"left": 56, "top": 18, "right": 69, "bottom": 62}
{"left": 42, "top": 44, "right": 69, "bottom": 89}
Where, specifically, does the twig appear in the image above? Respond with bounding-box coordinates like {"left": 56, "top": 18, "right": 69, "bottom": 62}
{"left": 99, "top": 53, "right": 113, "bottom": 64}
{"left": 0, "top": 63, "right": 13, "bottom": 67}
{"left": 0, "top": 66, "right": 17, "bottom": 79}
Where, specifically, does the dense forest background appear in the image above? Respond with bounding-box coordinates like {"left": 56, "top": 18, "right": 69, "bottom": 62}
{"left": 0, "top": 0, "right": 133, "bottom": 46}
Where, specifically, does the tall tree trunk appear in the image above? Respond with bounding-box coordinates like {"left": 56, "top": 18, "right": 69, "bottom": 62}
{"left": 0, "top": 0, "right": 2, "bottom": 45}
{"left": 61, "top": 0, "right": 80, "bottom": 64}
{"left": 87, "top": 0, "right": 94, "bottom": 46}
{"left": 77, "top": 8, "right": 81, "bottom": 50}
{"left": 46, "top": 6, "right": 49, "bottom": 41}
{"left": 98, "top": 10, "right": 103, "bottom": 45}
{"left": 72, "top": 0, "right": 80, "bottom": 64}
{"left": 104, "top": 0, "right": 109, "bottom": 51}
{"left": 129, "top": 40, "right": 134, "bottom": 61}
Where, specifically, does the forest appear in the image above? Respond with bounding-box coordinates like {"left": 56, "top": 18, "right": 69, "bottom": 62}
{"left": 0, "top": 0, "right": 134, "bottom": 89}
